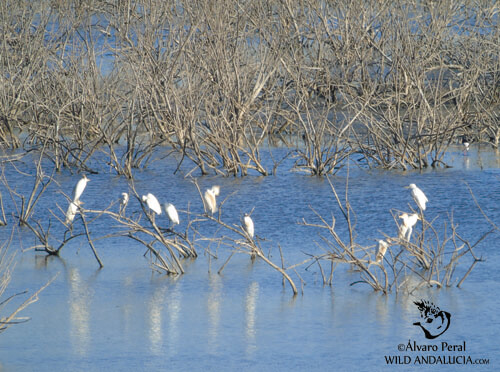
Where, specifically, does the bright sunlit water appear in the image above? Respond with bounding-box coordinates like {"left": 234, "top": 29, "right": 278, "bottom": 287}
{"left": 0, "top": 145, "right": 498, "bottom": 371}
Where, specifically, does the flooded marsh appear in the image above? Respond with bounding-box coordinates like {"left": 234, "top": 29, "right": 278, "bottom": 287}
{"left": 0, "top": 147, "right": 498, "bottom": 371}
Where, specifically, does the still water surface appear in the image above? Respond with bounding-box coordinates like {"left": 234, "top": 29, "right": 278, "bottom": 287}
{"left": 0, "top": 146, "right": 499, "bottom": 371}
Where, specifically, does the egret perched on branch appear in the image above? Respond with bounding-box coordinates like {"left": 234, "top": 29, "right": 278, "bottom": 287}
{"left": 65, "top": 200, "right": 82, "bottom": 225}
{"left": 406, "top": 183, "right": 428, "bottom": 211}
{"left": 204, "top": 185, "right": 220, "bottom": 215}
{"left": 165, "top": 203, "right": 180, "bottom": 226}
{"left": 142, "top": 193, "right": 162, "bottom": 215}
{"left": 398, "top": 223, "right": 408, "bottom": 241}
{"left": 399, "top": 213, "right": 420, "bottom": 241}
{"left": 243, "top": 213, "right": 254, "bottom": 239}
{"left": 375, "top": 239, "right": 389, "bottom": 263}
{"left": 72, "top": 174, "right": 90, "bottom": 203}
{"left": 119, "top": 192, "right": 129, "bottom": 216}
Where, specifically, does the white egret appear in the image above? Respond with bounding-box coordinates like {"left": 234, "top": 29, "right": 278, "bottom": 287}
{"left": 119, "top": 192, "right": 129, "bottom": 215}
{"left": 375, "top": 239, "right": 389, "bottom": 263}
{"left": 243, "top": 213, "right": 254, "bottom": 239}
{"left": 142, "top": 193, "right": 162, "bottom": 215}
{"left": 463, "top": 142, "right": 470, "bottom": 156}
{"left": 65, "top": 200, "right": 82, "bottom": 225}
{"left": 165, "top": 203, "right": 180, "bottom": 226}
{"left": 204, "top": 185, "right": 220, "bottom": 215}
{"left": 212, "top": 185, "right": 220, "bottom": 196}
{"left": 72, "top": 174, "right": 90, "bottom": 203}
{"left": 398, "top": 224, "right": 409, "bottom": 240}
{"left": 406, "top": 183, "right": 428, "bottom": 211}
{"left": 399, "top": 213, "right": 420, "bottom": 241}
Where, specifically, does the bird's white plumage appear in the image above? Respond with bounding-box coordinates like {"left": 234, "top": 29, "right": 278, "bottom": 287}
{"left": 211, "top": 185, "right": 220, "bottom": 196}
{"left": 405, "top": 213, "right": 419, "bottom": 228}
{"left": 142, "top": 193, "right": 162, "bottom": 214}
{"left": 204, "top": 186, "right": 220, "bottom": 214}
{"left": 119, "top": 192, "right": 129, "bottom": 216}
{"left": 65, "top": 200, "right": 82, "bottom": 224}
{"left": 398, "top": 224, "right": 408, "bottom": 240}
{"left": 72, "top": 174, "right": 90, "bottom": 202}
{"left": 463, "top": 142, "right": 470, "bottom": 156}
{"left": 120, "top": 192, "right": 129, "bottom": 207}
{"left": 243, "top": 214, "right": 254, "bottom": 239}
{"left": 375, "top": 239, "right": 388, "bottom": 262}
{"left": 407, "top": 183, "right": 428, "bottom": 211}
{"left": 399, "top": 212, "right": 420, "bottom": 241}
{"left": 165, "top": 203, "right": 180, "bottom": 225}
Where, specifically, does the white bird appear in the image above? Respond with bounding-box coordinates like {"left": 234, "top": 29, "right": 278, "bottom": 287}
{"left": 142, "top": 193, "right": 162, "bottom": 215}
{"left": 399, "top": 213, "right": 420, "bottom": 241}
{"left": 398, "top": 223, "right": 409, "bottom": 240}
{"left": 165, "top": 203, "right": 180, "bottom": 226}
{"left": 243, "top": 213, "right": 254, "bottom": 239}
{"left": 204, "top": 185, "right": 220, "bottom": 215}
{"left": 119, "top": 192, "right": 129, "bottom": 216}
{"left": 406, "top": 183, "right": 428, "bottom": 211}
{"left": 211, "top": 185, "right": 220, "bottom": 196}
{"left": 65, "top": 200, "right": 82, "bottom": 225}
{"left": 375, "top": 239, "right": 389, "bottom": 263}
{"left": 463, "top": 142, "right": 470, "bottom": 156}
{"left": 72, "top": 174, "right": 90, "bottom": 203}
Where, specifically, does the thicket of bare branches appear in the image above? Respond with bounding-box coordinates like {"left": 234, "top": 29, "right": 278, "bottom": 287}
{"left": 0, "top": 227, "right": 55, "bottom": 333}
{"left": 300, "top": 177, "right": 490, "bottom": 294}
{"left": 11, "top": 169, "right": 299, "bottom": 294}
{"left": 0, "top": 152, "right": 489, "bottom": 297}
{"left": 0, "top": 0, "right": 496, "bottom": 332}
{"left": 0, "top": 0, "right": 498, "bottom": 176}
{"left": 0, "top": 151, "right": 493, "bottom": 306}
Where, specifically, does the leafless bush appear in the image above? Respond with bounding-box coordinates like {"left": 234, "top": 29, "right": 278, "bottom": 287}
{"left": 189, "top": 179, "right": 298, "bottom": 294}
{"left": 1, "top": 155, "right": 54, "bottom": 226}
{"left": 94, "top": 183, "right": 199, "bottom": 275}
{"left": 0, "top": 227, "right": 55, "bottom": 333}
{"left": 301, "top": 177, "right": 489, "bottom": 294}
{"left": 1, "top": 0, "right": 498, "bottom": 174}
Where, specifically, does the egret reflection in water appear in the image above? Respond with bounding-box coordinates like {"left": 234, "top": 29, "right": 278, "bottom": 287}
{"left": 0, "top": 146, "right": 498, "bottom": 371}
{"left": 245, "top": 281, "right": 259, "bottom": 357}
{"left": 146, "top": 281, "right": 182, "bottom": 356}
{"left": 207, "top": 274, "right": 222, "bottom": 354}
{"left": 68, "top": 268, "right": 92, "bottom": 356}
{"left": 147, "top": 285, "right": 168, "bottom": 355}
{"left": 166, "top": 282, "right": 182, "bottom": 357}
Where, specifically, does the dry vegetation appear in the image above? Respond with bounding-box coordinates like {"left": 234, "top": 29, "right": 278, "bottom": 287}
{"left": 5, "top": 161, "right": 491, "bottom": 297}
{"left": 300, "top": 177, "right": 493, "bottom": 294}
{"left": 0, "top": 0, "right": 498, "bottom": 330}
{"left": 0, "top": 0, "right": 498, "bottom": 176}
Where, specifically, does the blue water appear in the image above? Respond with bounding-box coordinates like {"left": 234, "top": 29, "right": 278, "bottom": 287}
{"left": 0, "top": 145, "right": 498, "bottom": 371}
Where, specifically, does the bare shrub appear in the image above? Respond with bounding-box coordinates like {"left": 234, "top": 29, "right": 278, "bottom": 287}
{"left": 0, "top": 227, "right": 55, "bottom": 333}
{"left": 301, "top": 177, "right": 489, "bottom": 294}
{"left": 1, "top": 0, "right": 498, "bottom": 173}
